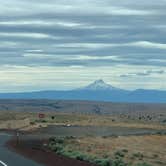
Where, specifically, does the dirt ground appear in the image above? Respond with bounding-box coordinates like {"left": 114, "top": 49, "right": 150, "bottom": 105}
{"left": 7, "top": 138, "right": 96, "bottom": 166}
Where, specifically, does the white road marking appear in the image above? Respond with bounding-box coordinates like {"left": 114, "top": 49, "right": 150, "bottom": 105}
{"left": 0, "top": 160, "right": 8, "bottom": 166}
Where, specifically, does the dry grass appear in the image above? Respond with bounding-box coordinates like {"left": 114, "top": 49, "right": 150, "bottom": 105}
{"left": 67, "top": 135, "right": 166, "bottom": 166}
{"left": 30, "top": 112, "right": 166, "bottom": 130}
{"left": 0, "top": 111, "right": 165, "bottom": 130}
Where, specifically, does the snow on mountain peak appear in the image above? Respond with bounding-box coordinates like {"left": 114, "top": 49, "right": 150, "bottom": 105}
{"left": 94, "top": 79, "right": 105, "bottom": 84}
{"left": 82, "top": 79, "right": 119, "bottom": 90}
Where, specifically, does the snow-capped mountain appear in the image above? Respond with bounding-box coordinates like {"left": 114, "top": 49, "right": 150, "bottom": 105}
{"left": 0, "top": 79, "right": 166, "bottom": 103}
{"left": 81, "top": 79, "right": 121, "bottom": 91}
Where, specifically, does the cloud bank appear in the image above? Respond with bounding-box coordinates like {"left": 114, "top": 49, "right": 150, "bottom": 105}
{"left": 0, "top": 0, "right": 166, "bottom": 91}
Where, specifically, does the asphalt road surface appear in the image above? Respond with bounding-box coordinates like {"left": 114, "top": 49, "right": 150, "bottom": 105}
{"left": 0, "top": 133, "right": 42, "bottom": 166}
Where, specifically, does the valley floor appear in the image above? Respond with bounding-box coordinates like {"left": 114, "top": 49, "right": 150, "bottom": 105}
{"left": 0, "top": 109, "right": 165, "bottom": 166}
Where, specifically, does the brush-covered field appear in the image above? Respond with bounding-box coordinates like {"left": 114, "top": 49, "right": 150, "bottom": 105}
{"left": 0, "top": 100, "right": 166, "bottom": 166}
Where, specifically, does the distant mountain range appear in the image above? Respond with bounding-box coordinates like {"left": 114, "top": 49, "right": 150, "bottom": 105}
{"left": 0, "top": 79, "right": 166, "bottom": 103}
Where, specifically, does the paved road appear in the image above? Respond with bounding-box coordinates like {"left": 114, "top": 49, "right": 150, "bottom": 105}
{"left": 0, "top": 133, "right": 42, "bottom": 166}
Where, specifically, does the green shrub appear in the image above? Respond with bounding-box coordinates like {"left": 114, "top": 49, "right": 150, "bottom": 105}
{"left": 61, "top": 150, "right": 88, "bottom": 161}
{"left": 132, "top": 152, "right": 144, "bottom": 160}
{"left": 49, "top": 144, "right": 64, "bottom": 153}
{"left": 111, "top": 159, "right": 127, "bottom": 166}
{"left": 65, "top": 136, "right": 75, "bottom": 139}
{"left": 49, "top": 137, "right": 65, "bottom": 144}
{"left": 162, "top": 119, "right": 166, "bottom": 123}
{"left": 121, "top": 149, "right": 128, "bottom": 153}
{"left": 75, "top": 153, "right": 88, "bottom": 161}
{"left": 61, "top": 150, "right": 76, "bottom": 158}
{"left": 30, "top": 121, "right": 35, "bottom": 125}
{"left": 156, "top": 131, "right": 162, "bottom": 135}
{"left": 114, "top": 151, "right": 125, "bottom": 158}
{"left": 48, "top": 137, "right": 129, "bottom": 166}
{"left": 93, "top": 158, "right": 110, "bottom": 166}
{"left": 51, "top": 116, "right": 55, "bottom": 120}
{"left": 40, "top": 120, "right": 47, "bottom": 123}
{"left": 136, "top": 162, "right": 152, "bottom": 166}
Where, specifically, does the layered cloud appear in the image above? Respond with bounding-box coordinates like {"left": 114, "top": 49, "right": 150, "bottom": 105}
{"left": 120, "top": 70, "right": 165, "bottom": 77}
{"left": 0, "top": 0, "right": 166, "bottom": 91}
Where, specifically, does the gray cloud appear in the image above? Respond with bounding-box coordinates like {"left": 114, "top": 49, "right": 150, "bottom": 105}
{"left": 120, "top": 70, "right": 165, "bottom": 78}
{"left": 0, "top": 0, "right": 166, "bottom": 91}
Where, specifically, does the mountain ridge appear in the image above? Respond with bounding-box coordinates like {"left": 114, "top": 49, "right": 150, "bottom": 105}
{"left": 0, "top": 80, "right": 165, "bottom": 103}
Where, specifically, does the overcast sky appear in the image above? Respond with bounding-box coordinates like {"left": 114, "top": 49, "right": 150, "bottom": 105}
{"left": 0, "top": 0, "right": 166, "bottom": 92}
